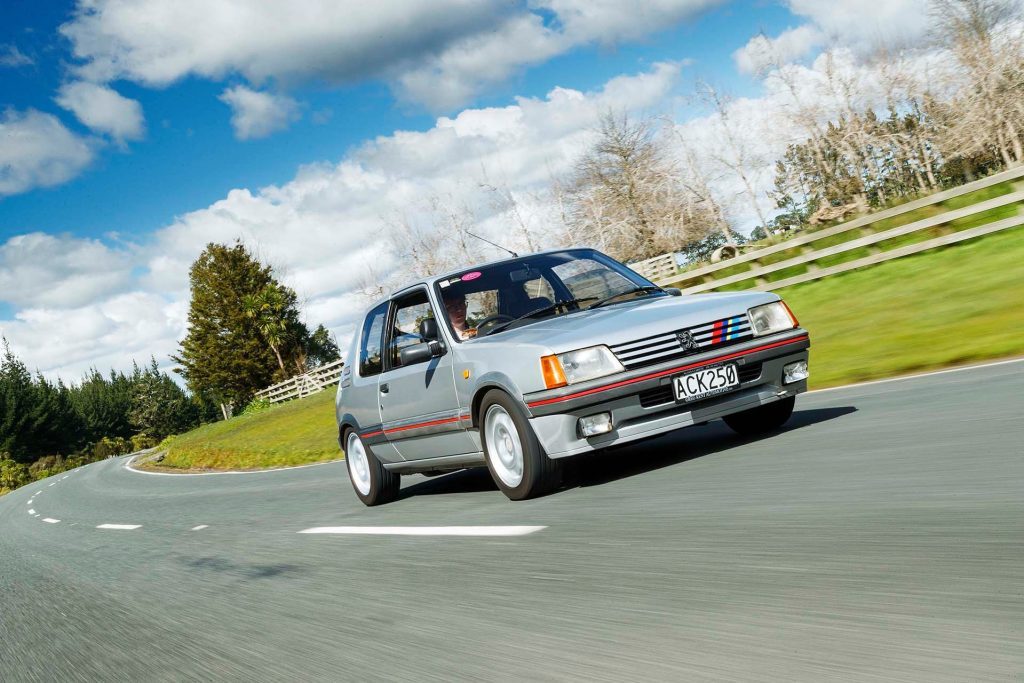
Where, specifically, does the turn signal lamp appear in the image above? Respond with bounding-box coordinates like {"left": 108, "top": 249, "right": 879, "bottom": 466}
{"left": 540, "top": 355, "right": 567, "bottom": 389}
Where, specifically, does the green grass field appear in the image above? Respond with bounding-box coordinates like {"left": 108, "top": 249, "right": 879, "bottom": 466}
{"left": 155, "top": 226, "right": 1024, "bottom": 471}
{"left": 778, "top": 225, "right": 1024, "bottom": 388}
{"left": 151, "top": 389, "right": 339, "bottom": 471}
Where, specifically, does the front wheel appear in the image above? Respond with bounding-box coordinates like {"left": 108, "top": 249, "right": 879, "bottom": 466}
{"left": 723, "top": 396, "right": 795, "bottom": 435}
{"left": 480, "top": 391, "right": 561, "bottom": 501}
{"left": 345, "top": 430, "right": 400, "bottom": 506}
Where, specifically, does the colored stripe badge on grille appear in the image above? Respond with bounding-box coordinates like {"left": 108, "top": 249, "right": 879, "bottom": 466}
{"left": 725, "top": 315, "right": 746, "bottom": 341}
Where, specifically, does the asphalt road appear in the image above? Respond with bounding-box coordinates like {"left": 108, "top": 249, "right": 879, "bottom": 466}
{"left": 1, "top": 361, "right": 1022, "bottom": 681}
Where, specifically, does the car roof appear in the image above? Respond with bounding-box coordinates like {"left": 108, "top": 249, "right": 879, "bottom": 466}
{"left": 382, "top": 247, "right": 592, "bottom": 302}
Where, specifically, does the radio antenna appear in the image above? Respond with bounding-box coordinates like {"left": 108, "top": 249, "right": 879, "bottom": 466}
{"left": 466, "top": 231, "right": 518, "bottom": 258}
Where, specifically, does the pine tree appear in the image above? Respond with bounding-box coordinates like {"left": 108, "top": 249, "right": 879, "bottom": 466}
{"left": 0, "top": 338, "right": 36, "bottom": 462}
{"left": 129, "top": 358, "right": 200, "bottom": 439}
{"left": 172, "top": 242, "right": 281, "bottom": 418}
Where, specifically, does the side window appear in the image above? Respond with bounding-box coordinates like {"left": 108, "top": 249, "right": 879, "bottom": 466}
{"left": 387, "top": 289, "right": 436, "bottom": 368}
{"left": 359, "top": 302, "right": 389, "bottom": 377}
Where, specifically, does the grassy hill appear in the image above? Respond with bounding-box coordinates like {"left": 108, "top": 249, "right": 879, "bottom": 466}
{"left": 153, "top": 226, "right": 1024, "bottom": 471}
{"left": 152, "top": 389, "right": 339, "bottom": 471}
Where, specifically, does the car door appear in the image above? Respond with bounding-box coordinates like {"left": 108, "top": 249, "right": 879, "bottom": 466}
{"left": 378, "top": 287, "right": 476, "bottom": 460}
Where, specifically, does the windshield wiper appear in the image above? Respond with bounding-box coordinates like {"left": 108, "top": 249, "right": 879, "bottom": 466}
{"left": 588, "top": 285, "right": 664, "bottom": 310}
{"left": 485, "top": 297, "right": 599, "bottom": 336}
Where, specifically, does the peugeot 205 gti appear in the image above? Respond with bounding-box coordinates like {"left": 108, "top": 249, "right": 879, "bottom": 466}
{"left": 336, "top": 248, "right": 810, "bottom": 505}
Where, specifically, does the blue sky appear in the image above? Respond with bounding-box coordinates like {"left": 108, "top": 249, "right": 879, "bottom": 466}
{"left": 2, "top": 0, "right": 923, "bottom": 380}
{"left": 0, "top": 0, "right": 795, "bottom": 242}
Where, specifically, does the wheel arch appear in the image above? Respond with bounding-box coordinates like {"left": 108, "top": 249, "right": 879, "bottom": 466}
{"left": 470, "top": 375, "right": 526, "bottom": 428}
{"left": 337, "top": 413, "right": 361, "bottom": 449}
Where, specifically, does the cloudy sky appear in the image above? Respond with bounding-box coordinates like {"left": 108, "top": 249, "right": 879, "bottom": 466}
{"left": 0, "top": 0, "right": 933, "bottom": 382}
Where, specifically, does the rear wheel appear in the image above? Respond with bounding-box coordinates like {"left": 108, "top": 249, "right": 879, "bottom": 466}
{"left": 480, "top": 390, "right": 561, "bottom": 501}
{"left": 345, "top": 430, "right": 400, "bottom": 506}
{"left": 723, "top": 396, "right": 795, "bottom": 435}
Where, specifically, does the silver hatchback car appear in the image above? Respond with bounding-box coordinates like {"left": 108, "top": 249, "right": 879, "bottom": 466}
{"left": 336, "top": 248, "right": 810, "bottom": 505}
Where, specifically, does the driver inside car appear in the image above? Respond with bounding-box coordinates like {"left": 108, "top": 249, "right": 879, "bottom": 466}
{"left": 443, "top": 291, "right": 477, "bottom": 340}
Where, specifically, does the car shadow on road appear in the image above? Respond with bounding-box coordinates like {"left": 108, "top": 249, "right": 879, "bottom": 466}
{"left": 572, "top": 405, "right": 858, "bottom": 489}
{"left": 398, "top": 467, "right": 498, "bottom": 499}
{"left": 396, "top": 406, "right": 857, "bottom": 499}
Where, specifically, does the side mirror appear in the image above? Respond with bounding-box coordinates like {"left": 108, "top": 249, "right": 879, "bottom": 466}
{"left": 663, "top": 287, "right": 682, "bottom": 296}
{"left": 420, "top": 317, "right": 439, "bottom": 340}
{"left": 399, "top": 340, "right": 444, "bottom": 366}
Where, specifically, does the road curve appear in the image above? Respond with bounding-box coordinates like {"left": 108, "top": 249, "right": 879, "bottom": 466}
{"left": 1, "top": 362, "right": 1022, "bottom": 681}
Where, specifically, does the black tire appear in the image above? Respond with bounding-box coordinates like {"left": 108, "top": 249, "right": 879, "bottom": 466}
{"left": 479, "top": 390, "right": 561, "bottom": 501}
{"left": 722, "top": 396, "right": 796, "bottom": 435}
{"left": 344, "top": 429, "right": 400, "bottom": 506}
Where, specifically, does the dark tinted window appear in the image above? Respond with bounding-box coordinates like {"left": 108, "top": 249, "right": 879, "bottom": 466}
{"left": 359, "top": 302, "right": 388, "bottom": 377}
{"left": 387, "top": 289, "right": 436, "bottom": 367}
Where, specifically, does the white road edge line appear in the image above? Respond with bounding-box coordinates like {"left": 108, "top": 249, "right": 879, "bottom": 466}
{"left": 298, "top": 525, "right": 547, "bottom": 536}
{"left": 42, "top": 518, "right": 60, "bottom": 524}
{"left": 123, "top": 455, "right": 343, "bottom": 477}
{"left": 191, "top": 525, "right": 209, "bottom": 531}
{"left": 808, "top": 357, "right": 1024, "bottom": 395}
{"left": 96, "top": 524, "right": 142, "bottom": 530}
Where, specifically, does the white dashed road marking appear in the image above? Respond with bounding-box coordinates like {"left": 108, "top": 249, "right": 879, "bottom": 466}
{"left": 96, "top": 524, "right": 142, "bottom": 530}
{"left": 191, "top": 525, "right": 209, "bottom": 531}
{"left": 298, "top": 525, "right": 547, "bottom": 536}
{"left": 28, "top": 509, "right": 35, "bottom": 514}
{"left": 42, "top": 518, "right": 60, "bottom": 524}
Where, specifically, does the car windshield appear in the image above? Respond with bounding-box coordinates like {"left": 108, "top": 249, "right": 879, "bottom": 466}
{"left": 434, "top": 249, "right": 662, "bottom": 340}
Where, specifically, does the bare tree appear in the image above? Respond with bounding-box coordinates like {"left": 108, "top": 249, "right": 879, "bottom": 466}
{"left": 560, "top": 111, "right": 717, "bottom": 262}
{"left": 929, "top": 0, "right": 1024, "bottom": 166}
{"left": 696, "top": 82, "right": 774, "bottom": 230}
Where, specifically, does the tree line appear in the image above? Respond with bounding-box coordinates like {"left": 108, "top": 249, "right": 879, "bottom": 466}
{"left": 0, "top": 344, "right": 207, "bottom": 492}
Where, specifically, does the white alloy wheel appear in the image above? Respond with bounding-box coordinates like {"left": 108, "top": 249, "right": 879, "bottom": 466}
{"left": 484, "top": 404, "right": 525, "bottom": 488}
{"left": 346, "top": 432, "right": 372, "bottom": 496}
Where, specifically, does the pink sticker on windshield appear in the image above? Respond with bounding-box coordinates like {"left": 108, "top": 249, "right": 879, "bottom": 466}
{"left": 461, "top": 271, "right": 482, "bottom": 281}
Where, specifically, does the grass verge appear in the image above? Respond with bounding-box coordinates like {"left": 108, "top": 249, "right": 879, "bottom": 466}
{"left": 151, "top": 389, "right": 339, "bottom": 471}
{"left": 780, "top": 226, "right": 1024, "bottom": 388}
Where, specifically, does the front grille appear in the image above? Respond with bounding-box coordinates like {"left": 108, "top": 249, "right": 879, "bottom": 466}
{"left": 637, "top": 362, "right": 763, "bottom": 408}
{"left": 610, "top": 314, "right": 754, "bottom": 370}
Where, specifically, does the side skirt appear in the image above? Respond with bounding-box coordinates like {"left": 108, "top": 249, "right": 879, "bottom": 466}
{"left": 383, "top": 452, "right": 486, "bottom": 474}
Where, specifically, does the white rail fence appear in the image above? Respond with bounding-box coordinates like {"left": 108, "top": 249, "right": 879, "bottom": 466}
{"left": 255, "top": 358, "right": 345, "bottom": 404}
{"left": 643, "top": 165, "right": 1024, "bottom": 293}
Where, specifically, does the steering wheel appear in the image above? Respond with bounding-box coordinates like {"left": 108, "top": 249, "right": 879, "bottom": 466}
{"left": 474, "top": 313, "right": 515, "bottom": 334}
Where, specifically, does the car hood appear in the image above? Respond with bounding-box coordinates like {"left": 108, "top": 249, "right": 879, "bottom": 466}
{"left": 471, "top": 291, "right": 780, "bottom": 354}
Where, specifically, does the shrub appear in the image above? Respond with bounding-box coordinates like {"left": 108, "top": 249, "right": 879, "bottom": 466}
{"left": 131, "top": 434, "right": 158, "bottom": 452}
{"left": 240, "top": 398, "right": 273, "bottom": 417}
{"left": 0, "top": 456, "right": 31, "bottom": 492}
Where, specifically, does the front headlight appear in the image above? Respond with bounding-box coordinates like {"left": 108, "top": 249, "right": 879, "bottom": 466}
{"left": 747, "top": 301, "right": 797, "bottom": 336}
{"left": 540, "top": 345, "right": 624, "bottom": 388}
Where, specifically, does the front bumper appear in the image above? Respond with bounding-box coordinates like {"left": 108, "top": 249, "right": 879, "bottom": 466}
{"left": 523, "top": 330, "right": 809, "bottom": 458}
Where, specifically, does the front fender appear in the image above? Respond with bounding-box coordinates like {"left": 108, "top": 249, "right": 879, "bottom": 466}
{"left": 469, "top": 371, "right": 527, "bottom": 426}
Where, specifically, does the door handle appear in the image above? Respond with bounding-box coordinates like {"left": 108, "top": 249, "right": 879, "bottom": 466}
{"left": 380, "top": 383, "right": 389, "bottom": 394}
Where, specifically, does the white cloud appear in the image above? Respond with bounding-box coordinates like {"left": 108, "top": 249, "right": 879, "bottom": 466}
{"left": 0, "top": 44, "right": 33, "bottom": 67}
{"left": 734, "top": 25, "right": 824, "bottom": 75}
{"left": 59, "top": 0, "right": 715, "bottom": 110}
{"left": 219, "top": 85, "right": 300, "bottom": 140}
{"left": 55, "top": 81, "right": 145, "bottom": 143}
{"left": 60, "top": 0, "right": 513, "bottom": 87}
{"left": 0, "top": 233, "right": 133, "bottom": 308}
{"left": 393, "top": 0, "right": 719, "bottom": 109}
{"left": 0, "top": 109, "right": 94, "bottom": 197}
{"left": 786, "top": 0, "right": 932, "bottom": 52}
{"left": 0, "top": 292, "right": 186, "bottom": 381}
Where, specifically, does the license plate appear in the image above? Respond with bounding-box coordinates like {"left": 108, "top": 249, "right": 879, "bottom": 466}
{"left": 673, "top": 363, "right": 740, "bottom": 402}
